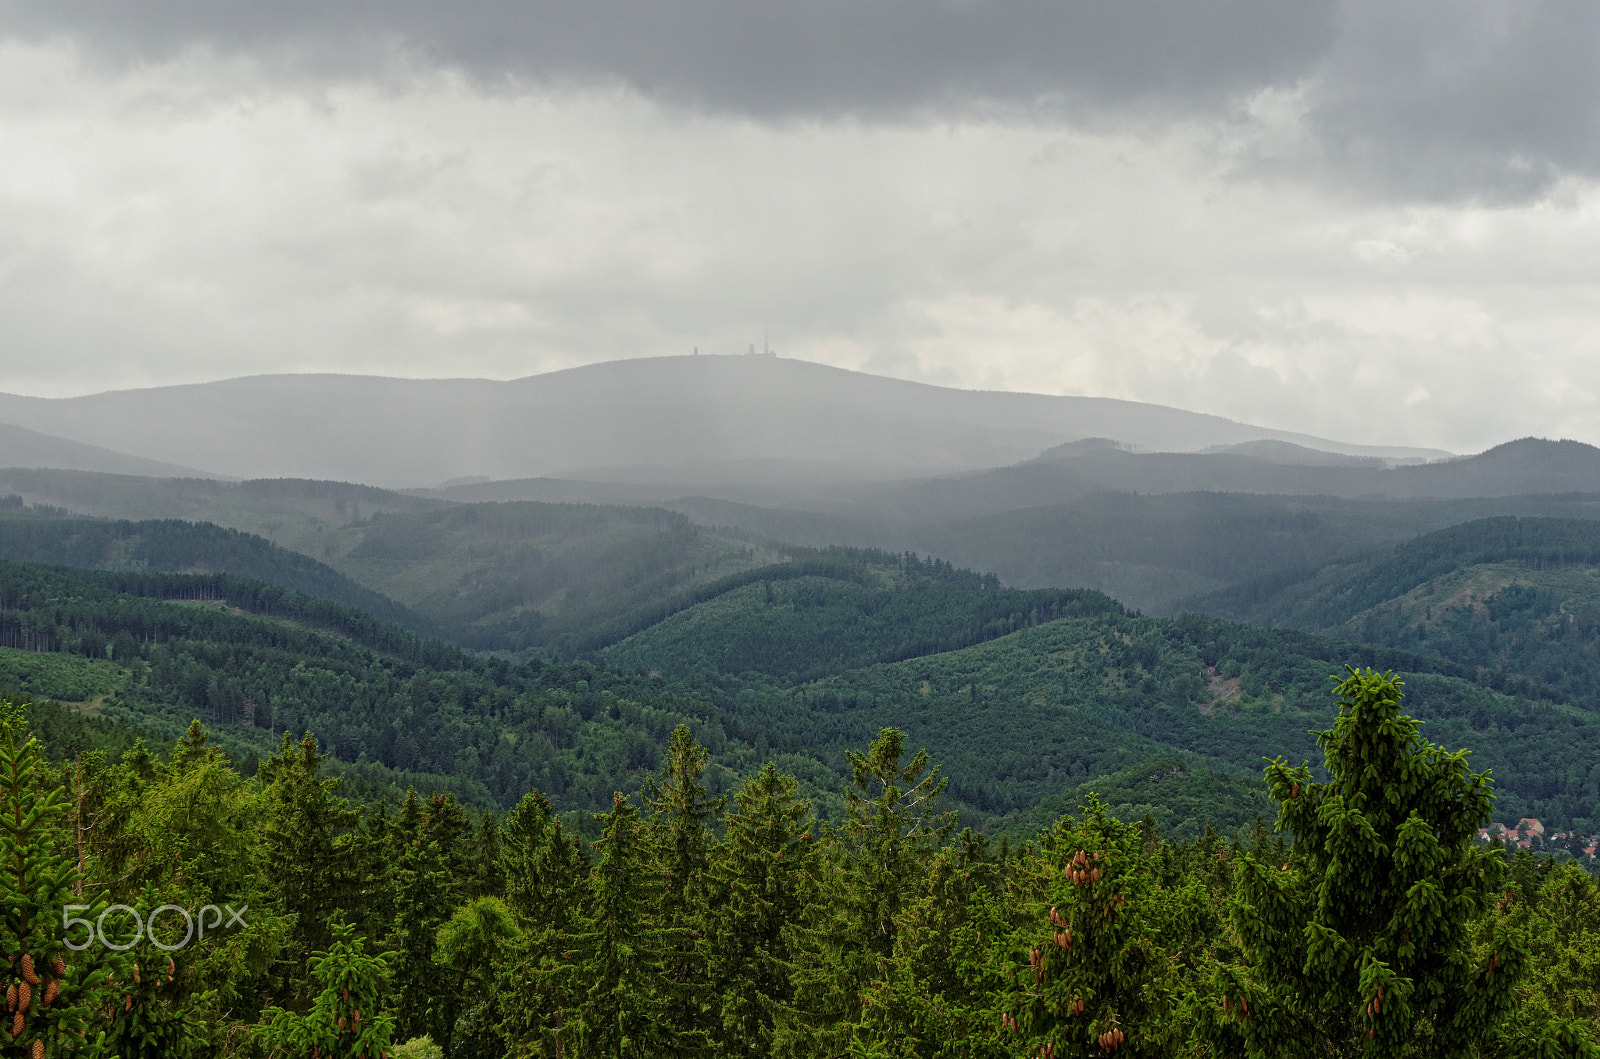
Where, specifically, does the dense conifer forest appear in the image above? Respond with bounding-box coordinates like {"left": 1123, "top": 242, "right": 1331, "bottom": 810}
{"left": 0, "top": 501, "right": 1597, "bottom": 1054}
{"left": 0, "top": 669, "right": 1593, "bottom": 1057}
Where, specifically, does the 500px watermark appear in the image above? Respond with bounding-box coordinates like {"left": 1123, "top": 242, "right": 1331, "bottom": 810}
{"left": 61, "top": 904, "right": 247, "bottom": 951}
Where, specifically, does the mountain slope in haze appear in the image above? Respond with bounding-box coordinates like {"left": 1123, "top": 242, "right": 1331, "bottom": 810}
{"left": 331, "top": 501, "right": 783, "bottom": 653}
{"left": 0, "top": 512, "right": 430, "bottom": 634}
{"left": 12, "top": 464, "right": 1600, "bottom": 643}
{"left": 0, "top": 468, "right": 444, "bottom": 558}
{"left": 825, "top": 438, "right": 1600, "bottom": 524}
{"left": 0, "top": 476, "right": 797, "bottom": 655}
{"left": 668, "top": 491, "right": 1600, "bottom": 615}
{"left": 0, "top": 356, "right": 1443, "bottom": 486}
{"left": 424, "top": 441, "right": 1600, "bottom": 612}
{"left": 0, "top": 420, "right": 214, "bottom": 478}
{"left": 1190, "top": 516, "right": 1600, "bottom": 700}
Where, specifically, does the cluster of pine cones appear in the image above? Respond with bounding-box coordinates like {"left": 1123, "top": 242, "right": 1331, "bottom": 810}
{"left": 7, "top": 953, "right": 66, "bottom": 1057}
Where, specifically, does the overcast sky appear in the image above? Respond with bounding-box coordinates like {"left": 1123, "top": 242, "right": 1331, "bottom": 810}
{"left": 1, "top": 1, "right": 1598, "bottom": 452}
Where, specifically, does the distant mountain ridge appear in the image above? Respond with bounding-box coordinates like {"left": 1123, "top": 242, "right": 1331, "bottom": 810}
{"left": 0, "top": 421, "right": 214, "bottom": 478}
{"left": 822, "top": 437, "right": 1600, "bottom": 524}
{"left": 0, "top": 356, "right": 1445, "bottom": 487}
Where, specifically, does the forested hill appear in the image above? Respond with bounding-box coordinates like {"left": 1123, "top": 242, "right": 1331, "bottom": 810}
{"left": 3, "top": 551, "right": 1593, "bottom": 842}
{"left": 601, "top": 563, "right": 1121, "bottom": 683}
{"left": 1191, "top": 516, "right": 1600, "bottom": 700}
{"left": 0, "top": 560, "right": 804, "bottom": 815}
{"left": 769, "top": 608, "right": 1597, "bottom": 832}
{"left": 0, "top": 509, "right": 431, "bottom": 633}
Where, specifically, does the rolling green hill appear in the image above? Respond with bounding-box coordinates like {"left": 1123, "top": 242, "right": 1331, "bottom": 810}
{"left": 0, "top": 472, "right": 781, "bottom": 653}
{"left": 1191, "top": 516, "right": 1600, "bottom": 700}
{"left": 733, "top": 606, "right": 1598, "bottom": 831}
{"left": 601, "top": 557, "right": 1116, "bottom": 683}
{"left": 0, "top": 559, "right": 815, "bottom": 817}
{"left": 4, "top": 471, "right": 1598, "bottom": 841}
{"left": 3, "top": 550, "right": 1592, "bottom": 839}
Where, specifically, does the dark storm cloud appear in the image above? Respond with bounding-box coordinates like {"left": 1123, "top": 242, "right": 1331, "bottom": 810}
{"left": 1304, "top": 2, "right": 1600, "bottom": 201}
{"left": 0, "top": 0, "right": 1336, "bottom": 117}
{"left": 7, "top": 1, "right": 1596, "bottom": 200}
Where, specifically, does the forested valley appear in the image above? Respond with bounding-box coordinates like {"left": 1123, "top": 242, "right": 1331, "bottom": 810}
{"left": 0, "top": 489, "right": 1597, "bottom": 1055}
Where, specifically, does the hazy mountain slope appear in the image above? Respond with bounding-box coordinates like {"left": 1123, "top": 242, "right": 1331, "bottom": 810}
{"left": 1190, "top": 517, "right": 1600, "bottom": 700}
{"left": 0, "top": 356, "right": 1442, "bottom": 486}
{"left": 0, "top": 421, "right": 213, "bottom": 478}
{"left": 0, "top": 513, "right": 429, "bottom": 633}
{"left": 828, "top": 438, "right": 1600, "bottom": 524}
{"left": 1201, "top": 439, "right": 1391, "bottom": 467}
{"left": 658, "top": 491, "right": 1600, "bottom": 615}
{"left": 435, "top": 439, "right": 1600, "bottom": 546}
{"left": 920, "top": 494, "right": 1600, "bottom": 611}
{"left": 11, "top": 466, "right": 1600, "bottom": 642}
{"left": 425, "top": 460, "right": 930, "bottom": 509}
{"left": 0, "top": 471, "right": 788, "bottom": 654}
{"left": 330, "top": 502, "right": 783, "bottom": 652}
{"left": 0, "top": 469, "right": 444, "bottom": 557}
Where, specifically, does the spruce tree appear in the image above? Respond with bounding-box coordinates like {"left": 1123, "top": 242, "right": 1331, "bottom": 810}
{"left": 259, "top": 733, "right": 358, "bottom": 1005}
{"left": 841, "top": 729, "right": 954, "bottom": 964}
{"left": 1001, "top": 796, "right": 1191, "bottom": 1058}
{"left": 547, "top": 794, "right": 705, "bottom": 1058}
{"left": 644, "top": 726, "right": 723, "bottom": 926}
{"left": 0, "top": 703, "right": 127, "bottom": 1058}
{"left": 1202, "top": 668, "right": 1574, "bottom": 1057}
{"left": 642, "top": 726, "right": 721, "bottom": 1042}
{"left": 433, "top": 896, "right": 518, "bottom": 1059}
{"left": 849, "top": 829, "right": 1015, "bottom": 1057}
{"left": 257, "top": 922, "right": 395, "bottom": 1059}
{"left": 386, "top": 793, "right": 452, "bottom": 1043}
{"left": 778, "top": 728, "right": 954, "bottom": 1057}
{"left": 494, "top": 790, "right": 585, "bottom": 1056}
{"left": 101, "top": 884, "right": 212, "bottom": 1059}
{"left": 707, "top": 763, "right": 816, "bottom": 1058}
